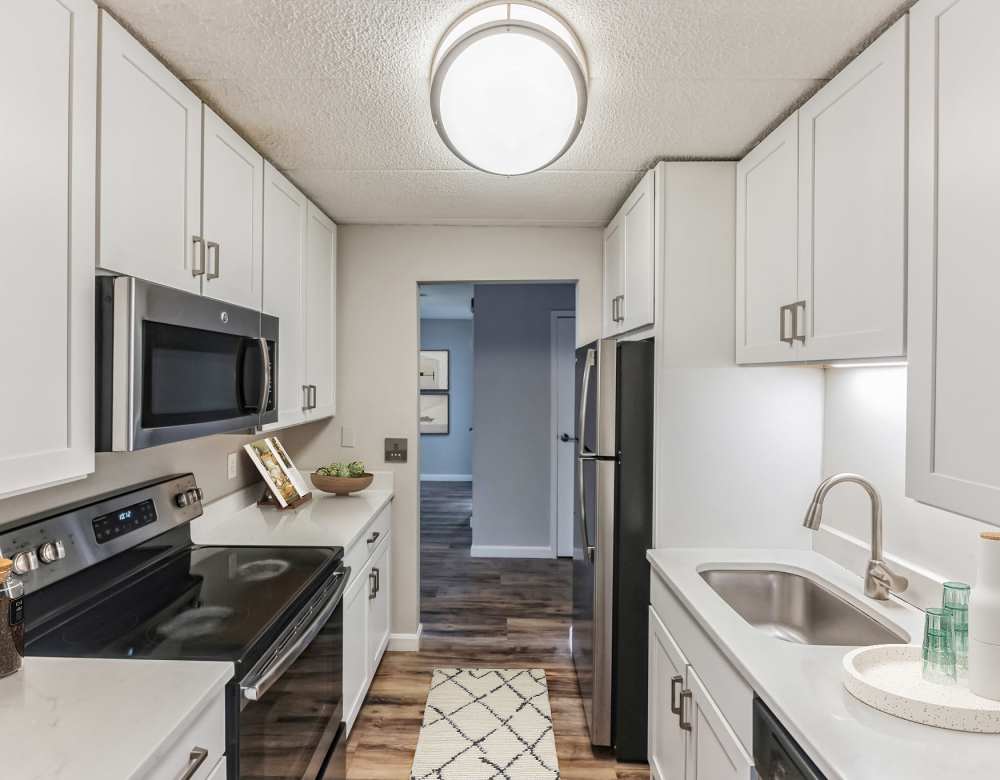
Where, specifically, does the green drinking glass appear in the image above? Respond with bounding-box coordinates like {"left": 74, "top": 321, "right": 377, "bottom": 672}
{"left": 922, "top": 607, "right": 956, "bottom": 685}
{"left": 942, "top": 581, "right": 971, "bottom": 678}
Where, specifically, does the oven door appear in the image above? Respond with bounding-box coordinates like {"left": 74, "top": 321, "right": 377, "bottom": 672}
{"left": 100, "top": 276, "right": 277, "bottom": 451}
{"left": 234, "top": 567, "right": 349, "bottom": 780}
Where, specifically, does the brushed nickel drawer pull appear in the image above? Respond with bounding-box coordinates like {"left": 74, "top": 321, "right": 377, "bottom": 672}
{"left": 179, "top": 746, "right": 209, "bottom": 780}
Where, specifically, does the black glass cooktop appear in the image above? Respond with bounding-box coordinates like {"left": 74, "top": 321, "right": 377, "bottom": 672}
{"left": 27, "top": 544, "right": 341, "bottom": 665}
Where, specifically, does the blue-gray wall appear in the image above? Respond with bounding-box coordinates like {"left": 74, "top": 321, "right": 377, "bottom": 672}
{"left": 472, "top": 283, "right": 576, "bottom": 552}
{"left": 420, "top": 318, "right": 474, "bottom": 478}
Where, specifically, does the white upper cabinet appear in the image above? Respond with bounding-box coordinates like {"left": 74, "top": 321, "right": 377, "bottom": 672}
{"left": 735, "top": 114, "right": 800, "bottom": 363}
{"left": 263, "top": 163, "right": 309, "bottom": 427}
{"left": 622, "top": 170, "right": 656, "bottom": 333}
{"left": 736, "top": 20, "right": 907, "bottom": 364}
{"left": 796, "top": 17, "right": 907, "bottom": 362}
{"left": 603, "top": 215, "right": 625, "bottom": 337}
{"left": 98, "top": 12, "right": 203, "bottom": 293}
{"left": 305, "top": 203, "right": 337, "bottom": 419}
{"left": 906, "top": 0, "right": 1000, "bottom": 522}
{"left": 603, "top": 170, "right": 655, "bottom": 337}
{"left": 0, "top": 0, "right": 97, "bottom": 498}
{"left": 202, "top": 107, "right": 264, "bottom": 310}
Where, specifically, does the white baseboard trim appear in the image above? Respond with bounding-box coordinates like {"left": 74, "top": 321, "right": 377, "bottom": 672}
{"left": 470, "top": 545, "right": 555, "bottom": 559}
{"left": 388, "top": 623, "right": 423, "bottom": 652}
{"left": 420, "top": 474, "right": 473, "bottom": 482}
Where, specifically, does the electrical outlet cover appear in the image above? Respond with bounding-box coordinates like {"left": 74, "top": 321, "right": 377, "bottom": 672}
{"left": 227, "top": 452, "right": 238, "bottom": 480}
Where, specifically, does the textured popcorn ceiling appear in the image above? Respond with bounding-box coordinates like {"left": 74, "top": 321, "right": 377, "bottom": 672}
{"left": 100, "top": 0, "right": 912, "bottom": 226}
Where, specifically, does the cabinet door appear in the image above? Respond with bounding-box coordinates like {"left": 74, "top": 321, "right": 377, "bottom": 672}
{"left": 603, "top": 213, "right": 625, "bottom": 337}
{"left": 622, "top": 170, "right": 656, "bottom": 333}
{"left": 263, "top": 163, "right": 309, "bottom": 427}
{"left": 0, "top": 0, "right": 96, "bottom": 498}
{"left": 367, "top": 537, "right": 391, "bottom": 675}
{"left": 796, "top": 18, "right": 907, "bottom": 362}
{"left": 648, "top": 609, "right": 687, "bottom": 780}
{"left": 304, "top": 203, "right": 337, "bottom": 418}
{"left": 735, "top": 113, "right": 799, "bottom": 364}
{"left": 205, "top": 758, "right": 226, "bottom": 780}
{"left": 98, "top": 12, "right": 202, "bottom": 292}
{"left": 202, "top": 107, "right": 264, "bottom": 309}
{"left": 685, "top": 668, "right": 753, "bottom": 780}
{"left": 907, "top": 0, "right": 1000, "bottom": 521}
{"left": 342, "top": 565, "right": 369, "bottom": 735}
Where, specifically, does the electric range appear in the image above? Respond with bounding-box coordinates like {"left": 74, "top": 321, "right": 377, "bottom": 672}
{"left": 0, "top": 474, "right": 349, "bottom": 780}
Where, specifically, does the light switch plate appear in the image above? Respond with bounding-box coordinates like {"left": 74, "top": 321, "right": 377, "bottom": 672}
{"left": 341, "top": 426, "right": 356, "bottom": 448}
{"left": 227, "top": 452, "right": 238, "bottom": 480}
{"left": 385, "top": 437, "right": 407, "bottom": 463}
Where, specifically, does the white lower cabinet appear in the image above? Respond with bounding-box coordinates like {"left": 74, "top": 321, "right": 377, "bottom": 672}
{"left": 649, "top": 607, "right": 753, "bottom": 780}
{"left": 145, "top": 689, "right": 226, "bottom": 780}
{"left": 367, "top": 536, "right": 391, "bottom": 671}
{"left": 206, "top": 757, "right": 227, "bottom": 780}
{"left": 342, "top": 563, "right": 369, "bottom": 730}
{"left": 342, "top": 505, "right": 393, "bottom": 734}
{"left": 685, "top": 668, "right": 753, "bottom": 780}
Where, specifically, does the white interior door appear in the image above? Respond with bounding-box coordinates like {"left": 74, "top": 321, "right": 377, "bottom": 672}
{"left": 98, "top": 12, "right": 202, "bottom": 292}
{"left": 202, "top": 107, "right": 264, "bottom": 309}
{"left": 0, "top": 0, "right": 96, "bottom": 498}
{"left": 554, "top": 313, "right": 577, "bottom": 557}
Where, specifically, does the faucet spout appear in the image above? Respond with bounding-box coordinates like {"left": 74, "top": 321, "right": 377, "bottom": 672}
{"left": 801, "top": 473, "right": 907, "bottom": 600}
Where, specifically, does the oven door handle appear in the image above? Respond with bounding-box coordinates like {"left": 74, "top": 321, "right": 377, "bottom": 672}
{"left": 240, "top": 568, "right": 350, "bottom": 703}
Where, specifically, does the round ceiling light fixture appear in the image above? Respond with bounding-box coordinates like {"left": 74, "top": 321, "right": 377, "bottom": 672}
{"left": 430, "top": 2, "right": 589, "bottom": 176}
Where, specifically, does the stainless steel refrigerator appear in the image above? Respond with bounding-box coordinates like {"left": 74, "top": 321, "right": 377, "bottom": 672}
{"left": 572, "top": 337, "right": 654, "bottom": 762}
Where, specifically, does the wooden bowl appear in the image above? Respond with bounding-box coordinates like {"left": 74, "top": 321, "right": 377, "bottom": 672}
{"left": 310, "top": 472, "right": 374, "bottom": 496}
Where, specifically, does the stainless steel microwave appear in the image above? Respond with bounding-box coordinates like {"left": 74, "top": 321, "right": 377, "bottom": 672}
{"left": 96, "top": 276, "right": 277, "bottom": 451}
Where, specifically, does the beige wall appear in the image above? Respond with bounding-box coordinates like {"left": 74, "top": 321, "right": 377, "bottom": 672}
{"left": 0, "top": 425, "right": 321, "bottom": 529}
{"left": 284, "top": 224, "right": 603, "bottom": 637}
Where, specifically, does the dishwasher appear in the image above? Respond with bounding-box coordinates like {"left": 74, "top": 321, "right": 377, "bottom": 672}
{"left": 753, "top": 697, "right": 826, "bottom": 780}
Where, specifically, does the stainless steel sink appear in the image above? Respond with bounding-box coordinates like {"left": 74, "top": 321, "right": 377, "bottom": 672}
{"left": 699, "top": 568, "right": 908, "bottom": 646}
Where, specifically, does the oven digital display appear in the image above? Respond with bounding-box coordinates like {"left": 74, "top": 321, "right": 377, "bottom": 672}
{"left": 93, "top": 499, "right": 157, "bottom": 544}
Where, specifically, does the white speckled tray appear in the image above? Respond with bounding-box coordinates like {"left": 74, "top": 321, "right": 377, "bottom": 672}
{"left": 843, "top": 644, "right": 1000, "bottom": 732}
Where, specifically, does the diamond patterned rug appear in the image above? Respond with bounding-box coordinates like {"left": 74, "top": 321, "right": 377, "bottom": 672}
{"left": 410, "top": 668, "right": 560, "bottom": 780}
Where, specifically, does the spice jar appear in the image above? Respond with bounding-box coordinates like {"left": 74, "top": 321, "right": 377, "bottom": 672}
{"left": 0, "top": 558, "right": 24, "bottom": 678}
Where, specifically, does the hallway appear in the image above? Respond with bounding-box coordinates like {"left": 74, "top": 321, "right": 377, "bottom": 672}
{"left": 344, "top": 482, "right": 648, "bottom": 779}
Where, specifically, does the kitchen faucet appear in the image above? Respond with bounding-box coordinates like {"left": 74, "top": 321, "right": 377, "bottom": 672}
{"left": 802, "top": 473, "right": 908, "bottom": 600}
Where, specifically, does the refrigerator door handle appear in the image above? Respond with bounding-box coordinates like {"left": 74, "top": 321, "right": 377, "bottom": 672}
{"left": 576, "top": 347, "right": 597, "bottom": 562}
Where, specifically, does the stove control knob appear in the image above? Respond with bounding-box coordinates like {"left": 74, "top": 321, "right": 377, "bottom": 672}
{"left": 12, "top": 550, "right": 39, "bottom": 575}
{"left": 175, "top": 492, "right": 191, "bottom": 508}
{"left": 38, "top": 540, "right": 66, "bottom": 564}
{"left": 195, "top": 488, "right": 204, "bottom": 501}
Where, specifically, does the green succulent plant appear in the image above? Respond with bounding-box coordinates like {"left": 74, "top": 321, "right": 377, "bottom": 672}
{"left": 315, "top": 461, "right": 367, "bottom": 478}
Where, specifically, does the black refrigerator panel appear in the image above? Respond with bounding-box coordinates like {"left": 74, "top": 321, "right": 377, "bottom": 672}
{"left": 612, "top": 338, "right": 655, "bottom": 762}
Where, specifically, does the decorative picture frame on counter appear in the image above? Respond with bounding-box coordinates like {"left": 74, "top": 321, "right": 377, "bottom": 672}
{"left": 419, "top": 393, "right": 450, "bottom": 435}
{"left": 244, "top": 437, "right": 311, "bottom": 509}
{"left": 419, "top": 350, "right": 450, "bottom": 391}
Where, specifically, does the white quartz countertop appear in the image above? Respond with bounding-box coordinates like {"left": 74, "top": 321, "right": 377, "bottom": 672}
{"left": 647, "top": 547, "right": 999, "bottom": 780}
{"left": 191, "top": 473, "right": 393, "bottom": 551}
{"left": 0, "top": 656, "right": 232, "bottom": 780}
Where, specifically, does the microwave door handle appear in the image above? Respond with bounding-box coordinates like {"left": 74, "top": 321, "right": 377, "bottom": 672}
{"left": 257, "top": 337, "right": 271, "bottom": 418}
{"left": 240, "top": 569, "right": 350, "bottom": 703}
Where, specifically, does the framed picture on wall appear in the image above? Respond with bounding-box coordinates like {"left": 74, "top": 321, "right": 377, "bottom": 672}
{"left": 419, "top": 350, "right": 450, "bottom": 391}
{"left": 419, "top": 393, "right": 450, "bottom": 435}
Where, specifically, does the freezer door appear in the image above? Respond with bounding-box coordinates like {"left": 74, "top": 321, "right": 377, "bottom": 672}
{"left": 572, "top": 340, "right": 615, "bottom": 747}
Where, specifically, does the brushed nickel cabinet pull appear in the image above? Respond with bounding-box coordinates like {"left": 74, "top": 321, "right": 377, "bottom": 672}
{"left": 670, "top": 675, "right": 683, "bottom": 715}
{"left": 179, "top": 747, "right": 209, "bottom": 780}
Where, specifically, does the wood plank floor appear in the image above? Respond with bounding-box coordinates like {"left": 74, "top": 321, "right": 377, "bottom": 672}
{"left": 345, "top": 482, "right": 649, "bottom": 779}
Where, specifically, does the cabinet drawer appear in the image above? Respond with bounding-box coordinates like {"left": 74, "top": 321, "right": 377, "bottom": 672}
{"left": 143, "top": 690, "right": 226, "bottom": 780}
{"left": 343, "top": 503, "right": 392, "bottom": 575}
{"left": 650, "top": 572, "right": 753, "bottom": 752}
